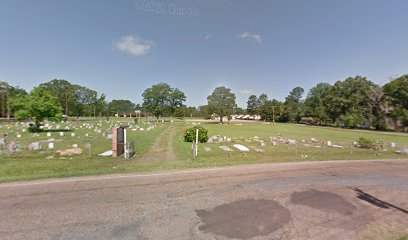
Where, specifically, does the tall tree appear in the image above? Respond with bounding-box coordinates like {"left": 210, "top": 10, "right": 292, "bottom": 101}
{"left": 324, "top": 76, "right": 376, "bottom": 128}
{"left": 13, "top": 87, "right": 63, "bottom": 128}
{"left": 108, "top": 100, "right": 136, "bottom": 115}
{"left": 246, "top": 95, "right": 258, "bottom": 115}
{"left": 260, "top": 99, "right": 282, "bottom": 122}
{"left": 383, "top": 75, "right": 408, "bottom": 131}
{"left": 283, "top": 87, "right": 304, "bottom": 122}
{"left": 207, "top": 86, "right": 237, "bottom": 123}
{"left": 142, "top": 83, "right": 186, "bottom": 119}
{"left": 39, "top": 79, "right": 75, "bottom": 116}
{"left": 304, "top": 83, "right": 332, "bottom": 124}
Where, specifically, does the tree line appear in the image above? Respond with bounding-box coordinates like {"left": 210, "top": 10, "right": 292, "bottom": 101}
{"left": 0, "top": 75, "right": 407, "bottom": 131}
{"left": 245, "top": 75, "right": 408, "bottom": 131}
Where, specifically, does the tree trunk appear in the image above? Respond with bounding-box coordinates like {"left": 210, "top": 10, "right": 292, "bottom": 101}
{"left": 220, "top": 115, "right": 224, "bottom": 124}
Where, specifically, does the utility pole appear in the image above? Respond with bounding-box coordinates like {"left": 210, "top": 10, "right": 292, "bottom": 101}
{"left": 272, "top": 105, "right": 276, "bottom": 125}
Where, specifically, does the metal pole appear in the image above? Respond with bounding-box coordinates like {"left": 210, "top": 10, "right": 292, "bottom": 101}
{"left": 195, "top": 128, "right": 199, "bottom": 157}
{"left": 124, "top": 128, "right": 127, "bottom": 159}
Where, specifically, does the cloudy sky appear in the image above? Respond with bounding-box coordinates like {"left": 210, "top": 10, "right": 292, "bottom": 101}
{"left": 1, "top": 0, "right": 408, "bottom": 107}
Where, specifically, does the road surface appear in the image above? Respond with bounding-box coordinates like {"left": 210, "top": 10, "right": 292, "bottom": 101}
{"left": 1, "top": 159, "right": 408, "bottom": 240}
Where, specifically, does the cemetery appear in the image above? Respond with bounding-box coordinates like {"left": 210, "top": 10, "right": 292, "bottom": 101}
{"left": 1, "top": 117, "right": 407, "bottom": 183}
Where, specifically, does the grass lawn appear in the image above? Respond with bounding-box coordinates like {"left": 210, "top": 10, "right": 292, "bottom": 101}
{"left": 172, "top": 122, "right": 408, "bottom": 168}
{"left": 0, "top": 119, "right": 407, "bottom": 183}
{"left": 0, "top": 119, "right": 168, "bottom": 182}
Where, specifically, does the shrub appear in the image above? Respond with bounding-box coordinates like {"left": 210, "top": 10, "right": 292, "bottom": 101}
{"left": 27, "top": 123, "right": 44, "bottom": 133}
{"left": 357, "top": 137, "right": 373, "bottom": 148}
{"left": 184, "top": 126, "right": 209, "bottom": 143}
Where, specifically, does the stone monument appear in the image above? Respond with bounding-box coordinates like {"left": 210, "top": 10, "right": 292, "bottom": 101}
{"left": 112, "top": 126, "right": 128, "bottom": 157}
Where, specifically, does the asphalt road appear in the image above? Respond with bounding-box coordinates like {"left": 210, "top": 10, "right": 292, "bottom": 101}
{"left": 1, "top": 159, "right": 408, "bottom": 240}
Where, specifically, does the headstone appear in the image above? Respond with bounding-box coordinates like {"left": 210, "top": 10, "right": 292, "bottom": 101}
{"left": 260, "top": 140, "right": 266, "bottom": 147}
{"left": 396, "top": 148, "right": 408, "bottom": 155}
{"left": 248, "top": 146, "right": 264, "bottom": 152}
{"left": 327, "top": 141, "right": 332, "bottom": 146}
{"left": 98, "top": 150, "right": 113, "bottom": 156}
{"left": 390, "top": 142, "right": 396, "bottom": 148}
{"left": 71, "top": 133, "right": 75, "bottom": 137}
{"left": 27, "top": 142, "right": 42, "bottom": 151}
{"left": 219, "top": 146, "right": 234, "bottom": 152}
{"left": 8, "top": 142, "right": 21, "bottom": 153}
{"left": 47, "top": 132, "right": 52, "bottom": 137}
{"left": 233, "top": 144, "right": 250, "bottom": 152}
{"left": 59, "top": 132, "right": 64, "bottom": 137}
{"left": 112, "top": 127, "right": 127, "bottom": 157}
{"left": 72, "top": 144, "right": 78, "bottom": 148}
{"left": 207, "top": 138, "right": 213, "bottom": 143}
{"left": 17, "top": 134, "right": 22, "bottom": 138}
{"left": 287, "top": 139, "right": 297, "bottom": 144}
{"left": 48, "top": 142, "right": 54, "bottom": 149}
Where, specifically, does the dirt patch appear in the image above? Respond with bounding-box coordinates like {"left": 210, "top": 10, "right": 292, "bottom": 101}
{"left": 195, "top": 198, "right": 291, "bottom": 239}
{"left": 140, "top": 126, "right": 177, "bottom": 161}
{"left": 291, "top": 189, "right": 356, "bottom": 215}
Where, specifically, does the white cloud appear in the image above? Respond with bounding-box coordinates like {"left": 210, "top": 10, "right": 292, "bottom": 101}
{"left": 205, "top": 33, "right": 213, "bottom": 40}
{"left": 236, "top": 89, "right": 254, "bottom": 96}
{"left": 114, "top": 35, "right": 153, "bottom": 56}
{"left": 238, "top": 32, "right": 262, "bottom": 44}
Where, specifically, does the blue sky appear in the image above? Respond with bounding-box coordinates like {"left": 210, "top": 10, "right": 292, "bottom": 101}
{"left": 1, "top": 0, "right": 408, "bottom": 107}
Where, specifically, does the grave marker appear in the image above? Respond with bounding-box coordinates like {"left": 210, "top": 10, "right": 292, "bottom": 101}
{"left": 112, "top": 126, "right": 128, "bottom": 158}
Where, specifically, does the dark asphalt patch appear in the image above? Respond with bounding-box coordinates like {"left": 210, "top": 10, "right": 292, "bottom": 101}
{"left": 195, "top": 198, "right": 291, "bottom": 240}
{"left": 291, "top": 189, "right": 356, "bottom": 215}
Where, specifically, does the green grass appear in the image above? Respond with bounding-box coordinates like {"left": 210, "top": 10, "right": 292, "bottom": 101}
{"left": 0, "top": 120, "right": 168, "bottom": 182}
{"left": 174, "top": 122, "right": 408, "bottom": 164}
{"left": 0, "top": 120, "right": 407, "bottom": 183}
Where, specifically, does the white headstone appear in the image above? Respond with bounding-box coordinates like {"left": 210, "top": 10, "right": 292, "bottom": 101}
{"left": 59, "top": 132, "right": 64, "bottom": 137}
{"left": 219, "top": 146, "right": 234, "bottom": 152}
{"left": 48, "top": 142, "right": 54, "bottom": 149}
{"left": 233, "top": 144, "right": 250, "bottom": 152}
{"left": 72, "top": 144, "right": 78, "bottom": 148}
{"left": 71, "top": 133, "right": 75, "bottom": 137}
{"left": 47, "top": 132, "right": 52, "bottom": 137}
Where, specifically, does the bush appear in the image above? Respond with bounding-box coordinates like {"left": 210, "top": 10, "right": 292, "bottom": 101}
{"left": 357, "top": 137, "right": 373, "bottom": 148}
{"left": 184, "top": 126, "right": 209, "bottom": 143}
{"left": 27, "top": 123, "right": 44, "bottom": 133}
{"left": 14, "top": 110, "right": 30, "bottom": 121}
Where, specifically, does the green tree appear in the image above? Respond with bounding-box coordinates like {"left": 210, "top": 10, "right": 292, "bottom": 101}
{"left": 108, "top": 100, "right": 136, "bottom": 115}
{"left": 383, "top": 75, "right": 408, "bottom": 131}
{"left": 142, "top": 83, "right": 186, "bottom": 119}
{"left": 283, "top": 87, "right": 304, "bottom": 122}
{"left": 13, "top": 87, "right": 63, "bottom": 128}
{"left": 247, "top": 94, "right": 268, "bottom": 116}
{"left": 39, "top": 79, "right": 75, "bottom": 116}
{"left": 207, "top": 86, "right": 237, "bottom": 123}
{"left": 304, "top": 83, "right": 332, "bottom": 125}
{"left": 260, "top": 99, "right": 282, "bottom": 122}
{"left": 324, "top": 76, "right": 376, "bottom": 128}
{"left": 246, "top": 95, "right": 258, "bottom": 115}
